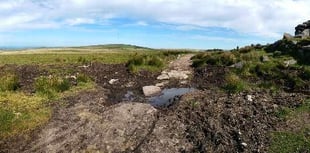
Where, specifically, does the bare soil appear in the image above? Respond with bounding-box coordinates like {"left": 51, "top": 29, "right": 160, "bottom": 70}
{"left": 0, "top": 55, "right": 309, "bottom": 153}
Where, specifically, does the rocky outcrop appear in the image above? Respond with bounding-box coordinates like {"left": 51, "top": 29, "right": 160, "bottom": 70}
{"left": 266, "top": 20, "right": 310, "bottom": 64}
{"left": 295, "top": 20, "right": 310, "bottom": 38}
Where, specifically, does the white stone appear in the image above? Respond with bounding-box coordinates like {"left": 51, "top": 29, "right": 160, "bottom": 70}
{"left": 157, "top": 74, "right": 170, "bottom": 80}
{"left": 167, "top": 70, "right": 189, "bottom": 80}
{"left": 142, "top": 86, "right": 161, "bottom": 97}
{"left": 241, "top": 142, "right": 247, "bottom": 147}
{"left": 284, "top": 59, "right": 297, "bottom": 67}
{"left": 155, "top": 81, "right": 168, "bottom": 87}
{"left": 246, "top": 95, "right": 253, "bottom": 102}
{"left": 109, "top": 79, "right": 119, "bottom": 85}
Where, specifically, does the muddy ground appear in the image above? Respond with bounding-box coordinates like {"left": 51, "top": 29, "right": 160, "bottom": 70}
{"left": 0, "top": 59, "right": 309, "bottom": 152}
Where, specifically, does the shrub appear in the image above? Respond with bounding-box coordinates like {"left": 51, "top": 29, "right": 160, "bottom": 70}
{"left": 77, "top": 73, "right": 91, "bottom": 84}
{"left": 35, "top": 76, "right": 71, "bottom": 98}
{"left": 273, "top": 51, "right": 282, "bottom": 57}
{"left": 223, "top": 73, "right": 247, "bottom": 93}
{"left": 0, "top": 74, "right": 19, "bottom": 91}
{"left": 127, "top": 54, "right": 165, "bottom": 72}
{"left": 127, "top": 55, "right": 144, "bottom": 66}
{"left": 192, "top": 59, "right": 206, "bottom": 68}
{"left": 78, "top": 56, "right": 89, "bottom": 64}
{"left": 148, "top": 56, "right": 163, "bottom": 67}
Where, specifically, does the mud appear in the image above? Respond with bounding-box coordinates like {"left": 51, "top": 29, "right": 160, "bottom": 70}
{"left": 0, "top": 55, "right": 309, "bottom": 153}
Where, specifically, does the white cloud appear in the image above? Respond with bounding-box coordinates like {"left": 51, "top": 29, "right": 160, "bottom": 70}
{"left": 65, "top": 18, "right": 95, "bottom": 26}
{"left": 0, "top": 0, "right": 309, "bottom": 38}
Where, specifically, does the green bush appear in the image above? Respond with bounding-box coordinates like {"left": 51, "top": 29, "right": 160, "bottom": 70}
{"left": 127, "top": 54, "right": 165, "bottom": 72}
{"left": 35, "top": 76, "right": 71, "bottom": 98}
{"left": 77, "top": 56, "right": 89, "bottom": 64}
{"left": 223, "top": 73, "right": 247, "bottom": 93}
{"left": 0, "top": 74, "right": 19, "bottom": 92}
{"left": 273, "top": 51, "right": 282, "bottom": 57}
{"left": 127, "top": 55, "right": 144, "bottom": 66}
{"left": 147, "top": 56, "right": 163, "bottom": 67}
{"left": 192, "top": 59, "right": 206, "bottom": 68}
{"left": 77, "top": 73, "right": 91, "bottom": 84}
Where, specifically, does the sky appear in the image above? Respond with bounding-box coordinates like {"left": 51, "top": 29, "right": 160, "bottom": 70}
{"left": 0, "top": 0, "right": 309, "bottom": 49}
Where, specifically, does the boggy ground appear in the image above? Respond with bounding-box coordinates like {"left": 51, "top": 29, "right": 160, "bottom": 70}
{"left": 0, "top": 56, "right": 309, "bottom": 153}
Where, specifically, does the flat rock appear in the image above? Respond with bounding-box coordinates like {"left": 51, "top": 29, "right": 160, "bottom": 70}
{"left": 157, "top": 73, "right": 170, "bottom": 80}
{"left": 143, "top": 86, "right": 161, "bottom": 96}
{"left": 167, "top": 70, "right": 189, "bottom": 80}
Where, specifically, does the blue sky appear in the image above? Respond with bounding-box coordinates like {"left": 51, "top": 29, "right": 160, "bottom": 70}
{"left": 0, "top": 0, "right": 309, "bottom": 49}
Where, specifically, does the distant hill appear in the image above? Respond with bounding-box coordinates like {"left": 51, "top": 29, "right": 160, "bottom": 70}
{"left": 72, "top": 44, "right": 152, "bottom": 50}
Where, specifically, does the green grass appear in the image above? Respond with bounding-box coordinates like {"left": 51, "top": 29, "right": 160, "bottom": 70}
{"left": 0, "top": 73, "right": 19, "bottom": 92}
{"left": 0, "top": 52, "right": 135, "bottom": 65}
{"left": 0, "top": 74, "right": 96, "bottom": 139}
{"left": 270, "top": 99, "right": 310, "bottom": 153}
{"left": 0, "top": 92, "right": 50, "bottom": 138}
{"left": 223, "top": 73, "right": 248, "bottom": 93}
{"left": 127, "top": 51, "right": 189, "bottom": 72}
{"left": 269, "top": 131, "right": 310, "bottom": 153}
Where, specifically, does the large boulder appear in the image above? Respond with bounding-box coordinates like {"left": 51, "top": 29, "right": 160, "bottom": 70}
{"left": 295, "top": 20, "right": 310, "bottom": 38}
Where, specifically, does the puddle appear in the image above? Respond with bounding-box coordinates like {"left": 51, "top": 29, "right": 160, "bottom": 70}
{"left": 149, "top": 88, "right": 196, "bottom": 107}
{"left": 122, "top": 91, "right": 135, "bottom": 101}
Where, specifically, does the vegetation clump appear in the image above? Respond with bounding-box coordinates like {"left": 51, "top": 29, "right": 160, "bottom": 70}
{"left": 0, "top": 73, "right": 19, "bottom": 92}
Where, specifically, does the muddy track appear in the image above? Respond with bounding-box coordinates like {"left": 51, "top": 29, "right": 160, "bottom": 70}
{"left": 1, "top": 54, "right": 309, "bottom": 153}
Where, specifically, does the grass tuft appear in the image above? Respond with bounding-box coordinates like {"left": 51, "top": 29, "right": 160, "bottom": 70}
{"left": 0, "top": 73, "right": 19, "bottom": 92}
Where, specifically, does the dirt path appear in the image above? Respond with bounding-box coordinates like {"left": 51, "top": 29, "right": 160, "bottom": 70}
{"left": 168, "top": 54, "right": 194, "bottom": 71}
{"left": 0, "top": 55, "right": 196, "bottom": 153}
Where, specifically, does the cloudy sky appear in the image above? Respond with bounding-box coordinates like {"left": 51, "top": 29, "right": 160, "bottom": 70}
{"left": 0, "top": 0, "right": 309, "bottom": 49}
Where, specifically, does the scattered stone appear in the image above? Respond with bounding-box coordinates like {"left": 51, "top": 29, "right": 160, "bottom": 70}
{"left": 157, "top": 73, "right": 170, "bottom": 80}
{"left": 284, "top": 59, "right": 297, "bottom": 67}
{"left": 108, "top": 79, "right": 119, "bottom": 85}
{"left": 142, "top": 86, "right": 161, "bottom": 96}
{"left": 230, "top": 62, "right": 244, "bottom": 69}
{"left": 246, "top": 95, "right": 253, "bottom": 102}
{"left": 167, "top": 70, "right": 189, "bottom": 80}
{"left": 261, "top": 56, "right": 270, "bottom": 62}
{"left": 78, "top": 65, "right": 90, "bottom": 68}
{"left": 155, "top": 81, "right": 168, "bottom": 87}
{"left": 180, "top": 80, "right": 188, "bottom": 84}
{"left": 241, "top": 142, "right": 248, "bottom": 147}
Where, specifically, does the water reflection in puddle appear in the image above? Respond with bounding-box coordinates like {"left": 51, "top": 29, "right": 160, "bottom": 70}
{"left": 149, "top": 88, "right": 196, "bottom": 107}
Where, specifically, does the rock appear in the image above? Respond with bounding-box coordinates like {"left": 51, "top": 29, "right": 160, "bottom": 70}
{"left": 283, "top": 33, "right": 293, "bottom": 40}
{"left": 157, "top": 73, "right": 169, "bottom": 80}
{"left": 261, "top": 56, "right": 270, "bottom": 62}
{"left": 302, "top": 44, "right": 310, "bottom": 49}
{"left": 155, "top": 81, "right": 168, "bottom": 87}
{"left": 108, "top": 79, "right": 119, "bottom": 84}
{"left": 143, "top": 86, "right": 161, "bottom": 96}
{"left": 246, "top": 95, "right": 253, "bottom": 102}
{"left": 284, "top": 59, "right": 297, "bottom": 67}
{"left": 301, "top": 29, "right": 310, "bottom": 39}
{"left": 241, "top": 142, "right": 248, "bottom": 147}
{"left": 230, "top": 62, "right": 244, "bottom": 69}
{"left": 295, "top": 20, "right": 310, "bottom": 38}
{"left": 167, "top": 70, "right": 189, "bottom": 80}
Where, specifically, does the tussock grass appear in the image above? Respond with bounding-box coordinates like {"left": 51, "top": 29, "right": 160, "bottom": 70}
{"left": 0, "top": 92, "right": 50, "bottom": 138}
{"left": 0, "top": 73, "right": 19, "bottom": 92}
{"left": 0, "top": 73, "right": 96, "bottom": 139}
